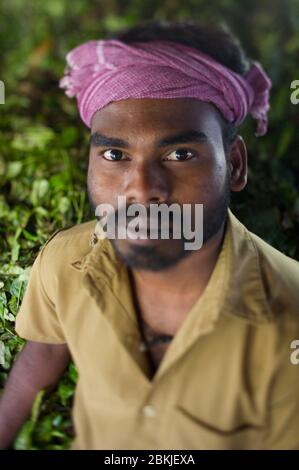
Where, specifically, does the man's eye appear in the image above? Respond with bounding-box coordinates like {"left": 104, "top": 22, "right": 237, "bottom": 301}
{"left": 164, "top": 149, "right": 196, "bottom": 161}
{"left": 102, "top": 149, "right": 124, "bottom": 161}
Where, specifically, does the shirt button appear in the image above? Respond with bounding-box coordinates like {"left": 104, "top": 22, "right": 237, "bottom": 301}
{"left": 143, "top": 404, "right": 156, "bottom": 418}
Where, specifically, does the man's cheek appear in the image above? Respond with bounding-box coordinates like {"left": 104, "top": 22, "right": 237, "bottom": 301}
{"left": 87, "top": 172, "right": 106, "bottom": 204}
{"left": 89, "top": 179, "right": 120, "bottom": 209}
{"left": 209, "top": 163, "right": 229, "bottom": 194}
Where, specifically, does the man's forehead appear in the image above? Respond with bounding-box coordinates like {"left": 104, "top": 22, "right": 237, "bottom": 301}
{"left": 91, "top": 98, "right": 223, "bottom": 138}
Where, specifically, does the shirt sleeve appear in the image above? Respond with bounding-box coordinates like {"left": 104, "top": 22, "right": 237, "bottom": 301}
{"left": 15, "top": 237, "right": 67, "bottom": 344}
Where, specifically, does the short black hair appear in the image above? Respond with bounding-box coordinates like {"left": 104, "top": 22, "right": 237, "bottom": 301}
{"left": 112, "top": 20, "right": 251, "bottom": 155}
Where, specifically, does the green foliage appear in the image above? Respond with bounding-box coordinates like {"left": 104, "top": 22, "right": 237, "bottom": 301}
{"left": 0, "top": 0, "right": 298, "bottom": 450}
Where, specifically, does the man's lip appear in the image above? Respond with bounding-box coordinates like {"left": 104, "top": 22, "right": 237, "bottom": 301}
{"left": 125, "top": 226, "right": 175, "bottom": 240}
{"left": 125, "top": 217, "right": 173, "bottom": 228}
{"left": 126, "top": 225, "right": 162, "bottom": 235}
{"left": 126, "top": 226, "right": 173, "bottom": 236}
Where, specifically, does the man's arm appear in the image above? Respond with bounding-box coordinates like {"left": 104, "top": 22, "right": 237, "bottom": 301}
{"left": 0, "top": 340, "right": 70, "bottom": 449}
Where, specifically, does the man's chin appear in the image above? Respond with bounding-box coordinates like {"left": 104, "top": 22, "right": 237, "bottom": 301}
{"left": 110, "top": 238, "right": 191, "bottom": 271}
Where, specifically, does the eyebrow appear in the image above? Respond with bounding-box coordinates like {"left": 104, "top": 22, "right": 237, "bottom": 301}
{"left": 90, "top": 130, "right": 208, "bottom": 148}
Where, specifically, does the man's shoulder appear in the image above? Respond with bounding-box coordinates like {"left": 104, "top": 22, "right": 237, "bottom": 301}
{"left": 249, "top": 229, "right": 299, "bottom": 286}
{"left": 46, "top": 219, "right": 96, "bottom": 241}
{"left": 40, "top": 220, "right": 98, "bottom": 266}
{"left": 228, "top": 211, "right": 299, "bottom": 325}
{"left": 245, "top": 224, "right": 299, "bottom": 322}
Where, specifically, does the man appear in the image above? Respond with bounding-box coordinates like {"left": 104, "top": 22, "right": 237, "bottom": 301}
{"left": 0, "top": 20, "right": 299, "bottom": 450}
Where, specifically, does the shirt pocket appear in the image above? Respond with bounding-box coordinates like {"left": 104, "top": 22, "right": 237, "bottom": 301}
{"left": 168, "top": 405, "right": 264, "bottom": 450}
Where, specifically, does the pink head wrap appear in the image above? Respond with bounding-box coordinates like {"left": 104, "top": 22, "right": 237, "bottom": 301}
{"left": 59, "top": 39, "right": 271, "bottom": 136}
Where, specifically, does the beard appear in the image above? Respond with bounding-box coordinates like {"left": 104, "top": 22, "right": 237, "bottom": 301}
{"left": 87, "top": 171, "right": 231, "bottom": 272}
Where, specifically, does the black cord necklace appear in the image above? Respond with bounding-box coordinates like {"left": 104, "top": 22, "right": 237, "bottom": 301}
{"left": 139, "top": 318, "right": 174, "bottom": 351}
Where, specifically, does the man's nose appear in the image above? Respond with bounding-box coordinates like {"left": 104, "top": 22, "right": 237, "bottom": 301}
{"left": 123, "top": 161, "right": 170, "bottom": 204}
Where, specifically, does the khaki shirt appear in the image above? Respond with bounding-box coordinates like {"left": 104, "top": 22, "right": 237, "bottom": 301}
{"left": 15, "top": 209, "right": 299, "bottom": 450}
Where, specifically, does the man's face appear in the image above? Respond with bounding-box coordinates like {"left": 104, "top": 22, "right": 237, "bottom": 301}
{"left": 88, "top": 98, "right": 233, "bottom": 271}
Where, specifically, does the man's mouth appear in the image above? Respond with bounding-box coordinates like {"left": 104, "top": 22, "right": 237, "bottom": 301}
{"left": 125, "top": 217, "right": 174, "bottom": 239}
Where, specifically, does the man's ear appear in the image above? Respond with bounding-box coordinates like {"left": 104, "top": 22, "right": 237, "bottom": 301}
{"left": 229, "top": 135, "right": 247, "bottom": 192}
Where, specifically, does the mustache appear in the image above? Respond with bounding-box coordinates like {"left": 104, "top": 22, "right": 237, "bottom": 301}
{"left": 114, "top": 204, "right": 180, "bottom": 226}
